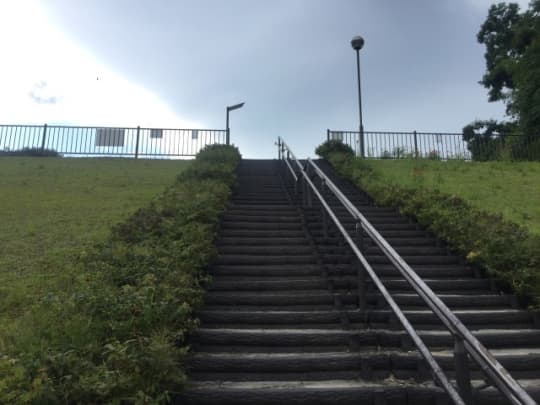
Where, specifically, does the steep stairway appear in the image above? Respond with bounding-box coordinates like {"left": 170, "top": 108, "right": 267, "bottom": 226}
{"left": 177, "top": 159, "right": 540, "bottom": 404}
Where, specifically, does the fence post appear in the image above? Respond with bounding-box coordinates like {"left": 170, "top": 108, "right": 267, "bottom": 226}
{"left": 414, "top": 130, "right": 418, "bottom": 159}
{"left": 135, "top": 126, "right": 141, "bottom": 159}
{"left": 327, "top": 129, "right": 330, "bottom": 141}
{"left": 226, "top": 128, "right": 230, "bottom": 145}
{"left": 40, "top": 124, "right": 48, "bottom": 151}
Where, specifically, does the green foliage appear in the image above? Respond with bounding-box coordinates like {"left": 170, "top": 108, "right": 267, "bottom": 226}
{"left": 462, "top": 120, "right": 516, "bottom": 161}
{"left": 471, "top": 1, "right": 540, "bottom": 157}
{"left": 325, "top": 152, "right": 540, "bottom": 308}
{"left": 0, "top": 147, "right": 61, "bottom": 157}
{"left": 477, "top": 2, "right": 523, "bottom": 105}
{"left": 315, "top": 139, "right": 355, "bottom": 160}
{"left": 0, "top": 145, "right": 240, "bottom": 403}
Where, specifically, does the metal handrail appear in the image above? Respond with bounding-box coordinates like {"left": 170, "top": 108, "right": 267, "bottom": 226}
{"left": 277, "top": 136, "right": 537, "bottom": 405}
{"left": 277, "top": 138, "right": 465, "bottom": 405}
{"left": 305, "top": 158, "right": 535, "bottom": 405}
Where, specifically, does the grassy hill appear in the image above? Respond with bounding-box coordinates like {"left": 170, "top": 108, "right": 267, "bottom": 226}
{"left": 361, "top": 159, "right": 540, "bottom": 235}
{"left": 325, "top": 152, "right": 540, "bottom": 309}
{"left": 0, "top": 157, "right": 188, "bottom": 342}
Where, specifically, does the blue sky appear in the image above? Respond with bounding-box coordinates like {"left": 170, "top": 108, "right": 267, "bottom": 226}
{"left": 0, "top": 0, "right": 531, "bottom": 158}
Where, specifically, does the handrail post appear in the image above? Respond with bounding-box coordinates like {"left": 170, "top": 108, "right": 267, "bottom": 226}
{"left": 41, "top": 124, "right": 48, "bottom": 151}
{"left": 356, "top": 220, "right": 367, "bottom": 311}
{"left": 301, "top": 175, "right": 307, "bottom": 207}
{"left": 305, "top": 164, "right": 313, "bottom": 207}
{"left": 135, "top": 126, "right": 141, "bottom": 159}
{"left": 321, "top": 178, "right": 328, "bottom": 239}
{"left": 454, "top": 336, "right": 473, "bottom": 404}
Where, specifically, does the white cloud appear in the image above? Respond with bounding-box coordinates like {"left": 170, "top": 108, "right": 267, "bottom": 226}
{"left": 0, "top": 0, "right": 201, "bottom": 129}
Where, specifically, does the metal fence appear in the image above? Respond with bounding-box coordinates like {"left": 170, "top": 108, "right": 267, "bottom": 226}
{"left": 327, "top": 129, "right": 539, "bottom": 161}
{"left": 0, "top": 124, "right": 228, "bottom": 158}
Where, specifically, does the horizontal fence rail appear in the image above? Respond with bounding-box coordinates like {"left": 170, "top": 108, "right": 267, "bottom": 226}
{"left": 327, "top": 129, "right": 539, "bottom": 161}
{"left": 277, "top": 136, "right": 537, "bottom": 405}
{"left": 0, "top": 124, "right": 228, "bottom": 158}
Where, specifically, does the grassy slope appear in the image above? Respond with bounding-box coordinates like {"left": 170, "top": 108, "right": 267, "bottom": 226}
{"left": 0, "top": 157, "right": 188, "bottom": 332}
{"left": 363, "top": 159, "right": 540, "bottom": 235}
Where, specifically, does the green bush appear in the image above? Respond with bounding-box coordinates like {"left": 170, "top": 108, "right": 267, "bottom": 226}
{"left": 325, "top": 152, "right": 540, "bottom": 309}
{"left": 0, "top": 147, "right": 61, "bottom": 157}
{"left": 315, "top": 139, "right": 354, "bottom": 160}
{"left": 0, "top": 144, "right": 241, "bottom": 404}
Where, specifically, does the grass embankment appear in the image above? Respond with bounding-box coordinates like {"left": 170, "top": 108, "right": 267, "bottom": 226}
{"left": 0, "top": 147, "right": 241, "bottom": 403}
{"left": 320, "top": 146, "right": 540, "bottom": 309}
{"left": 1, "top": 158, "right": 187, "bottom": 324}
{"left": 359, "top": 159, "right": 540, "bottom": 235}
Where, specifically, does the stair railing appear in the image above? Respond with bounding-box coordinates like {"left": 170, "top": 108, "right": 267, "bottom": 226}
{"left": 277, "top": 138, "right": 465, "bottom": 404}
{"left": 277, "top": 137, "right": 537, "bottom": 405}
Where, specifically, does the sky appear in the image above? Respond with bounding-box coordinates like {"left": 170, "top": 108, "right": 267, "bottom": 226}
{"left": 0, "top": 0, "right": 532, "bottom": 158}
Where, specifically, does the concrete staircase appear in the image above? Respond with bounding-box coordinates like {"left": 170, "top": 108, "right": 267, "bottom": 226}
{"left": 177, "top": 159, "right": 540, "bottom": 404}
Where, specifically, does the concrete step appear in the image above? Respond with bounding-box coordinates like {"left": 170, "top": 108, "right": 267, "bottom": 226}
{"left": 176, "top": 379, "right": 446, "bottom": 405}
{"left": 192, "top": 328, "right": 540, "bottom": 350}
{"left": 321, "top": 254, "right": 462, "bottom": 265}
{"left": 218, "top": 245, "right": 314, "bottom": 255}
{"left": 203, "top": 292, "right": 512, "bottom": 308}
{"left": 219, "top": 229, "right": 306, "bottom": 238}
{"left": 222, "top": 215, "right": 300, "bottom": 223}
{"left": 197, "top": 309, "right": 532, "bottom": 327}
{"left": 207, "top": 277, "right": 491, "bottom": 292}
{"left": 188, "top": 349, "right": 540, "bottom": 378}
{"left": 209, "top": 264, "right": 473, "bottom": 278}
{"left": 220, "top": 222, "right": 303, "bottom": 230}
{"left": 218, "top": 237, "right": 308, "bottom": 246}
{"left": 215, "top": 255, "right": 317, "bottom": 265}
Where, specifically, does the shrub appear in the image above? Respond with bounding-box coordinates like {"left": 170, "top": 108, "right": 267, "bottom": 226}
{"left": 324, "top": 151, "right": 540, "bottom": 309}
{"left": 0, "top": 147, "right": 61, "bottom": 157}
{"left": 1, "top": 144, "right": 241, "bottom": 403}
{"left": 315, "top": 139, "right": 354, "bottom": 160}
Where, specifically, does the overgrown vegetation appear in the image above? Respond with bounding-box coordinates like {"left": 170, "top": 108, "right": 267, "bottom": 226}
{"left": 0, "top": 145, "right": 241, "bottom": 403}
{"left": 463, "top": 1, "right": 540, "bottom": 160}
{"left": 315, "top": 139, "right": 354, "bottom": 160}
{"left": 322, "top": 150, "right": 540, "bottom": 308}
{"left": 0, "top": 147, "right": 61, "bottom": 157}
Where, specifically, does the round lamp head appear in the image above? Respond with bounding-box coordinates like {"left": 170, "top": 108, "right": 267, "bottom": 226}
{"left": 351, "top": 36, "right": 365, "bottom": 51}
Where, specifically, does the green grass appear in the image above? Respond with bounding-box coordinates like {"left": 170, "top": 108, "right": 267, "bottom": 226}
{"left": 0, "top": 146, "right": 240, "bottom": 403}
{"left": 0, "top": 157, "right": 189, "bottom": 334}
{"left": 361, "top": 159, "right": 540, "bottom": 235}
{"left": 326, "top": 152, "right": 540, "bottom": 309}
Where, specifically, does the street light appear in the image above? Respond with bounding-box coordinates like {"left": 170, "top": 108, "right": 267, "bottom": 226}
{"left": 351, "top": 35, "right": 365, "bottom": 158}
{"left": 226, "top": 102, "right": 245, "bottom": 145}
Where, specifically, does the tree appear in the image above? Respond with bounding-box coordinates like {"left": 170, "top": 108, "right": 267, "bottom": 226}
{"left": 477, "top": 2, "right": 522, "bottom": 107}
{"left": 464, "top": 1, "right": 540, "bottom": 160}
{"left": 462, "top": 119, "right": 516, "bottom": 160}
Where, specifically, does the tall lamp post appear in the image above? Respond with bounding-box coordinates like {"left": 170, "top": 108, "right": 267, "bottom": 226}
{"left": 351, "top": 35, "right": 365, "bottom": 158}
{"left": 226, "top": 102, "right": 245, "bottom": 145}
